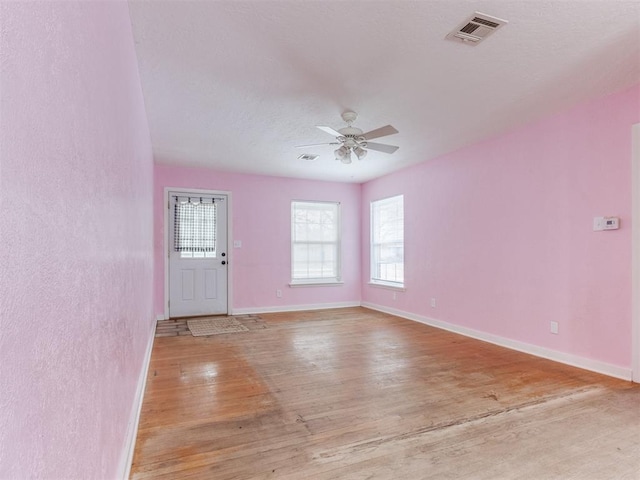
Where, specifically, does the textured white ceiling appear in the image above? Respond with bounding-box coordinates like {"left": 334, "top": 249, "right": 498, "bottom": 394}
{"left": 128, "top": 1, "right": 640, "bottom": 183}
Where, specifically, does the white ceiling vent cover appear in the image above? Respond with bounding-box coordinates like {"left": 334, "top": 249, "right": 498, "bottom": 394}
{"left": 446, "top": 12, "right": 508, "bottom": 45}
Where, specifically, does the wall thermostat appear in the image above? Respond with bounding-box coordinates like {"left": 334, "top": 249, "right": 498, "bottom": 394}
{"left": 593, "top": 216, "right": 620, "bottom": 231}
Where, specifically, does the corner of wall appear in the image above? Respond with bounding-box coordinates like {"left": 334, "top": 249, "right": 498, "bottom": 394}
{"left": 117, "top": 318, "right": 156, "bottom": 480}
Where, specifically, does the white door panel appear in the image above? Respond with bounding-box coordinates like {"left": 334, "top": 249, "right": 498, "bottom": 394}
{"left": 180, "top": 269, "right": 195, "bottom": 300}
{"left": 169, "top": 192, "right": 228, "bottom": 317}
{"left": 204, "top": 269, "right": 218, "bottom": 299}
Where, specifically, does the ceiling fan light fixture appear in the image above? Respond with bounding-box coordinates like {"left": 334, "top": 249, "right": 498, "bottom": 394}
{"left": 341, "top": 154, "right": 352, "bottom": 164}
{"left": 334, "top": 145, "right": 349, "bottom": 161}
{"left": 354, "top": 146, "right": 367, "bottom": 160}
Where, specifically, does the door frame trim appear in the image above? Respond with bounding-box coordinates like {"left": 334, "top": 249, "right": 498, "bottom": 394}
{"left": 632, "top": 123, "right": 640, "bottom": 382}
{"left": 164, "top": 187, "right": 233, "bottom": 319}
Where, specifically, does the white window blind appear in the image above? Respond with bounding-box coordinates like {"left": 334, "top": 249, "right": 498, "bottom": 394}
{"left": 371, "top": 195, "right": 404, "bottom": 286}
{"left": 291, "top": 201, "right": 340, "bottom": 283}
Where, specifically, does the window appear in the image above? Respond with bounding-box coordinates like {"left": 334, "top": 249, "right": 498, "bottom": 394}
{"left": 291, "top": 201, "right": 341, "bottom": 284}
{"left": 173, "top": 197, "right": 217, "bottom": 258}
{"left": 370, "top": 195, "right": 404, "bottom": 287}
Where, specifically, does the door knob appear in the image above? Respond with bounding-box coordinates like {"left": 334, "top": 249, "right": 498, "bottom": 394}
{"left": 221, "top": 261, "right": 226, "bottom": 265}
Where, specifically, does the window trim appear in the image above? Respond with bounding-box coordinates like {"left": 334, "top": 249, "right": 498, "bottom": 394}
{"left": 370, "top": 194, "right": 405, "bottom": 288}
{"left": 367, "top": 281, "right": 406, "bottom": 291}
{"left": 290, "top": 200, "right": 342, "bottom": 285}
{"left": 289, "top": 280, "right": 344, "bottom": 288}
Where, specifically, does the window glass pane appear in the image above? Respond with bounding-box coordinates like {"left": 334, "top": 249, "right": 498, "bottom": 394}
{"left": 321, "top": 223, "right": 336, "bottom": 241}
{"left": 371, "top": 195, "right": 404, "bottom": 285}
{"left": 308, "top": 244, "right": 323, "bottom": 262}
{"left": 323, "top": 244, "right": 335, "bottom": 262}
{"left": 291, "top": 201, "right": 340, "bottom": 282}
{"left": 308, "top": 263, "right": 324, "bottom": 278}
{"left": 293, "top": 244, "right": 308, "bottom": 262}
{"left": 307, "top": 223, "right": 322, "bottom": 241}
{"left": 294, "top": 223, "right": 308, "bottom": 242}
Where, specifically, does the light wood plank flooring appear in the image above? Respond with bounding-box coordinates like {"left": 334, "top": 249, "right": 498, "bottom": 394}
{"left": 130, "top": 307, "right": 640, "bottom": 479}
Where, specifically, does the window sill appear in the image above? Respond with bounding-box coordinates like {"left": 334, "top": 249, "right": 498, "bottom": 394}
{"left": 368, "top": 281, "right": 405, "bottom": 291}
{"left": 289, "top": 281, "right": 344, "bottom": 288}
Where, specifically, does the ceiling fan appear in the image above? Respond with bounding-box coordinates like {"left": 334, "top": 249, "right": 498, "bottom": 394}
{"left": 296, "top": 111, "right": 399, "bottom": 164}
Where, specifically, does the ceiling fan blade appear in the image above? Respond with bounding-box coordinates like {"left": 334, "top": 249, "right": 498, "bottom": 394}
{"left": 366, "top": 142, "right": 399, "bottom": 154}
{"left": 317, "top": 126, "right": 343, "bottom": 137}
{"left": 295, "top": 142, "right": 340, "bottom": 148}
{"left": 362, "top": 125, "right": 399, "bottom": 141}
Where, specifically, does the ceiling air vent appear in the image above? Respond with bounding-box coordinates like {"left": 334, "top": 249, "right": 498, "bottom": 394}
{"left": 298, "top": 154, "right": 319, "bottom": 161}
{"left": 446, "top": 12, "right": 508, "bottom": 45}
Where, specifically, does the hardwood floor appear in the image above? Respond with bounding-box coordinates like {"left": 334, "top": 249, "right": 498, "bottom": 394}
{"left": 130, "top": 307, "right": 640, "bottom": 479}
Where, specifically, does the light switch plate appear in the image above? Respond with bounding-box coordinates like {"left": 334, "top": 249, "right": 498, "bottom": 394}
{"left": 593, "top": 217, "right": 604, "bottom": 231}
{"left": 594, "top": 216, "right": 620, "bottom": 231}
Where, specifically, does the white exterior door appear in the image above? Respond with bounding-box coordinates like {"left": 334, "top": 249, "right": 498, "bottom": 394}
{"left": 169, "top": 192, "right": 228, "bottom": 317}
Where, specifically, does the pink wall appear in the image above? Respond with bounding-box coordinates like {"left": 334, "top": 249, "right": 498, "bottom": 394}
{"left": 154, "top": 166, "right": 361, "bottom": 315}
{"left": 0, "top": 2, "right": 154, "bottom": 478}
{"left": 362, "top": 84, "right": 640, "bottom": 369}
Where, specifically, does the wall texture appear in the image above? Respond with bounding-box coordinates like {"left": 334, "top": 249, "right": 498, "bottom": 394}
{"left": 154, "top": 166, "right": 361, "bottom": 315}
{"left": 362, "top": 84, "right": 640, "bottom": 371}
{"left": 0, "top": 2, "right": 154, "bottom": 478}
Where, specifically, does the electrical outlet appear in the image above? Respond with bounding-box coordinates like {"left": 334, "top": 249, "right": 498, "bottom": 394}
{"left": 392, "top": 292, "right": 397, "bottom": 300}
{"left": 550, "top": 321, "right": 559, "bottom": 334}
{"left": 276, "top": 289, "right": 282, "bottom": 298}
{"left": 430, "top": 298, "right": 436, "bottom": 308}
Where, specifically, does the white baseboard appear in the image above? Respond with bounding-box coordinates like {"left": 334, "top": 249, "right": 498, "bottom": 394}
{"left": 117, "top": 318, "right": 156, "bottom": 480}
{"left": 362, "top": 302, "right": 632, "bottom": 381}
{"left": 232, "top": 301, "right": 361, "bottom": 316}
{"left": 156, "top": 314, "right": 165, "bottom": 322}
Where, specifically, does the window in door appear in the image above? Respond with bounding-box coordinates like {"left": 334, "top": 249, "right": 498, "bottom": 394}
{"left": 174, "top": 197, "right": 217, "bottom": 258}
{"left": 291, "top": 201, "right": 341, "bottom": 285}
{"left": 370, "top": 195, "right": 404, "bottom": 287}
